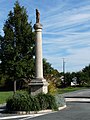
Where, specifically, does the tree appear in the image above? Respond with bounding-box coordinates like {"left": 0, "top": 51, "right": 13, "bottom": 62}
{"left": 0, "top": 1, "right": 35, "bottom": 92}
{"left": 81, "top": 64, "right": 90, "bottom": 86}
{"left": 0, "top": 35, "right": 6, "bottom": 90}
{"left": 82, "top": 64, "right": 90, "bottom": 77}
{"left": 43, "top": 59, "right": 62, "bottom": 92}
{"left": 43, "top": 58, "right": 54, "bottom": 76}
{"left": 64, "top": 72, "right": 72, "bottom": 86}
{"left": 0, "top": 35, "right": 3, "bottom": 62}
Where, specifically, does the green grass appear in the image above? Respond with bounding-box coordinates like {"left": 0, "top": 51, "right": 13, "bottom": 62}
{"left": 57, "top": 87, "right": 87, "bottom": 94}
{"left": 0, "top": 90, "right": 28, "bottom": 104}
{"left": 0, "top": 91, "right": 13, "bottom": 104}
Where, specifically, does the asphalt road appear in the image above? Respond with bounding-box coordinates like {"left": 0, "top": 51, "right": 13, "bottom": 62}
{"left": 18, "top": 102, "right": 90, "bottom": 120}
{"left": 63, "top": 88, "right": 90, "bottom": 98}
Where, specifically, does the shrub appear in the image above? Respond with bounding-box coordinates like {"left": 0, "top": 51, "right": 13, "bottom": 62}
{"left": 6, "top": 92, "right": 41, "bottom": 112}
{"left": 36, "top": 93, "right": 58, "bottom": 110}
{"left": 6, "top": 92, "right": 58, "bottom": 112}
{"left": 48, "top": 81, "right": 57, "bottom": 94}
{"left": 31, "top": 96, "right": 40, "bottom": 111}
{"left": 55, "top": 94, "right": 66, "bottom": 107}
{"left": 6, "top": 93, "right": 33, "bottom": 111}
{"left": 36, "top": 93, "right": 49, "bottom": 110}
{"left": 46, "top": 93, "right": 58, "bottom": 110}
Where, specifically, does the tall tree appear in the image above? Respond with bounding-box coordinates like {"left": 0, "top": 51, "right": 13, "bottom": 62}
{"left": 0, "top": 1, "right": 35, "bottom": 92}
{"left": 0, "top": 35, "right": 3, "bottom": 62}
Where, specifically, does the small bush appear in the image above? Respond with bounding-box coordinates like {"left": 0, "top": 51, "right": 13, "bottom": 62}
{"left": 31, "top": 96, "right": 40, "bottom": 111}
{"left": 6, "top": 92, "right": 41, "bottom": 112}
{"left": 36, "top": 93, "right": 58, "bottom": 110}
{"left": 6, "top": 92, "right": 58, "bottom": 112}
{"left": 55, "top": 94, "right": 66, "bottom": 107}
{"left": 48, "top": 81, "right": 57, "bottom": 94}
{"left": 6, "top": 93, "right": 33, "bottom": 111}
{"left": 46, "top": 93, "right": 58, "bottom": 110}
{"left": 36, "top": 93, "right": 49, "bottom": 110}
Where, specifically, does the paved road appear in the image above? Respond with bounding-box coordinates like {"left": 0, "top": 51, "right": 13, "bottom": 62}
{"left": 63, "top": 89, "right": 90, "bottom": 98}
{"left": 2, "top": 102, "right": 90, "bottom": 120}
{"left": 19, "top": 102, "right": 90, "bottom": 120}
{"left": 1, "top": 89, "right": 90, "bottom": 120}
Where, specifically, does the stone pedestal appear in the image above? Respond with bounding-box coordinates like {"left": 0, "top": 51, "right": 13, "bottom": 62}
{"left": 29, "top": 79, "right": 48, "bottom": 95}
{"left": 29, "top": 19, "right": 48, "bottom": 95}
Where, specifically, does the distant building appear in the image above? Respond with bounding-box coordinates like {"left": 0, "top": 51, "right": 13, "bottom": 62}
{"left": 71, "top": 77, "right": 78, "bottom": 86}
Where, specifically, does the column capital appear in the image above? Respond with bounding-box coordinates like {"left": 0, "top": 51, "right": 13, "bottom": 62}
{"left": 34, "top": 23, "right": 42, "bottom": 30}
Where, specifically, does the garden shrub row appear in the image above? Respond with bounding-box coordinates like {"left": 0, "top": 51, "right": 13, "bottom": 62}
{"left": 6, "top": 92, "right": 58, "bottom": 112}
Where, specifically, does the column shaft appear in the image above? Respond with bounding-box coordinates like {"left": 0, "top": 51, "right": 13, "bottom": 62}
{"left": 35, "top": 28, "right": 43, "bottom": 79}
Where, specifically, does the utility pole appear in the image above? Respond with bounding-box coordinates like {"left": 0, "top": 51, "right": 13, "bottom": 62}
{"left": 63, "top": 58, "right": 65, "bottom": 74}
{"left": 62, "top": 58, "right": 65, "bottom": 87}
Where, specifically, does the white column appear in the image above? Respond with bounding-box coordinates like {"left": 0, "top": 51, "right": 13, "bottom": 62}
{"left": 34, "top": 23, "right": 43, "bottom": 79}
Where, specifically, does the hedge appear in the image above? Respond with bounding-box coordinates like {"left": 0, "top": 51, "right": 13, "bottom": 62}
{"left": 6, "top": 92, "right": 58, "bottom": 112}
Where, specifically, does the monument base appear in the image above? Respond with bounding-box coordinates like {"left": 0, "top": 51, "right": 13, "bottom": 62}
{"left": 29, "top": 78, "right": 48, "bottom": 95}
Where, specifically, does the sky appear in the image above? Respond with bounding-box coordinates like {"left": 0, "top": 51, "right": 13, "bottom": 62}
{"left": 0, "top": 0, "right": 90, "bottom": 73}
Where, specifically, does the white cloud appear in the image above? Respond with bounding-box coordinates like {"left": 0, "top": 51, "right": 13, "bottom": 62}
{"left": 41, "top": 1, "right": 90, "bottom": 72}
{"left": 70, "top": 14, "right": 90, "bottom": 21}
{"left": 43, "top": 46, "right": 90, "bottom": 72}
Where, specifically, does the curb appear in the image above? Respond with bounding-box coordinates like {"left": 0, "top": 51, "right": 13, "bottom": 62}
{"left": 65, "top": 98, "right": 90, "bottom": 102}
{"left": 0, "top": 105, "right": 66, "bottom": 120}
{"left": 0, "top": 111, "right": 54, "bottom": 120}
{"left": 0, "top": 103, "right": 6, "bottom": 107}
{"left": 58, "top": 105, "right": 67, "bottom": 110}
{"left": 14, "top": 109, "right": 53, "bottom": 115}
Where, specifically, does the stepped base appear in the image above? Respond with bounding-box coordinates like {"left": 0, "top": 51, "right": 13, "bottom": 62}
{"left": 29, "top": 78, "right": 48, "bottom": 95}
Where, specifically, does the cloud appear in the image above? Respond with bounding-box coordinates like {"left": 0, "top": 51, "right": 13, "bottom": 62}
{"left": 70, "top": 14, "right": 90, "bottom": 21}
{"left": 41, "top": 1, "right": 90, "bottom": 72}
{"left": 43, "top": 46, "right": 90, "bottom": 72}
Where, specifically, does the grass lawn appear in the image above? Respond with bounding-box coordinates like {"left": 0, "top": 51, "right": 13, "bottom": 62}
{"left": 57, "top": 87, "right": 87, "bottom": 94}
{"left": 0, "top": 91, "right": 13, "bottom": 104}
{"left": 0, "top": 90, "right": 28, "bottom": 104}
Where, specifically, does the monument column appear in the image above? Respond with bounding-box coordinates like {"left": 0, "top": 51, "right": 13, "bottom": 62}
{"left": 34, "top": 23, "right": 43, "bottom": 79}
{"left": 29, "top": 9, "right": 48, "bottom": 95}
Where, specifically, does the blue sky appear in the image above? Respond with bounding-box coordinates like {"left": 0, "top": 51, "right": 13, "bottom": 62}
{"left": 0, "top": 0, "right": 90, "bottom": 72}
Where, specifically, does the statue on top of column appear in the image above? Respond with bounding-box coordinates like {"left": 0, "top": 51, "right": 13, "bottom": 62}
{"left": 36, "top": 9, "right": 40, "bottom": 23}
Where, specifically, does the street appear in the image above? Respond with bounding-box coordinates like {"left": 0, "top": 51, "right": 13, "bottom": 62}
{"left": 19, "top": 102, "right": 90, "bottom": 120}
